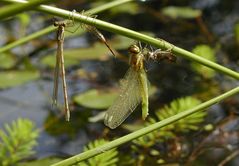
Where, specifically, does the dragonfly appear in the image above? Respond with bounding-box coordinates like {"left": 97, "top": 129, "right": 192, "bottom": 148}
{"left": 104, "top": 44, "right": 149, "bottom": 129}
{"left": 104, "top": 43, "right": 176, "bottom": 129}
{"left": 52, "top": 20, "right": 72, "bottom": 122}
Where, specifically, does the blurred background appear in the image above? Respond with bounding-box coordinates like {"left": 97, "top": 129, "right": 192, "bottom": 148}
{"left": 0, "top": 0, "right": 239, "bottom": 165}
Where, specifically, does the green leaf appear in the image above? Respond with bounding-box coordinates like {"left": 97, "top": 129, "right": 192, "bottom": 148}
{"left": 40, "top": 42, "right": 111, "bottom": 68}
{"left": 191, "top": 44, "right": 216, "bottom": 78}
{"left": 0, "top": 70, "right": 40, "bottom": 89}
{"left": 157, "top": 97, "right": 206, "bottom": 132}
{"left": 16, "top": 13, "right": 30, "bottom": 28}
{"left": 111, "top": 32, "right": 155, "bottom": 50}
{"left": 161, "top": 6, "right": 202, "bottom": 19}
{"left": 109, "top": 2, "right": 139, "bottom": 15}
{"left": 0, "top": 118, "right": 39, "bottom": 165}
{"left": 74, "top": 85, "right": 157, "bottom": 110}
{"left": 133, "top": 97, "right": 207, "bottom": 147}
{"left": 111, "top": 35, "right": 135, "bottom": 50}
{"left": 234, "top": 22, "right": 239, "bottom": 44}
{"left": 0, "top": 53, "right": 16, "bottom": 69}
{"left": 73, "top": 89, "right": 118, "bottom": 109}
{"left": 40, "top": 54, "right": 78, "bottom": 68}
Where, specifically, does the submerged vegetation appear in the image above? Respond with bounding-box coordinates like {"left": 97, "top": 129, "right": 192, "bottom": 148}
{"left": 0, "top": 0, "right": 238, "bottom": 165}
{"left": 0, "top": 119, "right": 39, "bottom": 165}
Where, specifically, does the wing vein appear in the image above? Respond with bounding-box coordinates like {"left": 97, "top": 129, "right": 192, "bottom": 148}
{"left": 104, "top": 67, "right": 142, "bottom": 129}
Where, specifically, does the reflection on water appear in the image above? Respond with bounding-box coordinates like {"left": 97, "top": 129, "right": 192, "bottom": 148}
{"left": 0, "top": 79, "right": 89, "bottom": 156}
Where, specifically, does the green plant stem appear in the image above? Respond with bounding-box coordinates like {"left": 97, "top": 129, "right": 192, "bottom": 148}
{"left": 2, "top": 0, "right": 239, "bottom": 80}
{"left": 0, "top": 0, "right": 133, "bottom": 53}
{"left": 2, "top": 0, "right": 132, "bottom": 16}
{"left": 0, "top": 26, "right": 56, "bottom": 53}
{"left": 86, "top": 0, "right": 132, "bottom": 14}
{"left": 52, "top": 86, "right": 239, "bottom": 166}
{"left": 0, "top": 0, "right": 56, "bottom": 20}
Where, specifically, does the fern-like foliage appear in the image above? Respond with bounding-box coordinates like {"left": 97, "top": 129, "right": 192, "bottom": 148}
{"left": 0, "top": 118, "right": 39, "bottom": 166}
{"left": 77, "top": 139, "right": 118, "bottom": 166}
{"left": 133, "top": 96, "right": 207, "bottom": 147}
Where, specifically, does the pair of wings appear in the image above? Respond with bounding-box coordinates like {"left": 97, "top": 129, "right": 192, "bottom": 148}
{"left": 104, "top": 67, "right": 147, "bottom": 129}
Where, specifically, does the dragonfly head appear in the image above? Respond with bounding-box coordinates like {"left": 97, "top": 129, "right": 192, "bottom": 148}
{"left": 128, "top": 44, "right": 140, "bottom": 54}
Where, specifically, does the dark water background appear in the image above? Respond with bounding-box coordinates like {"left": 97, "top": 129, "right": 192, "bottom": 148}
{"left": 0, "top": 0, "right": 239, "bottom": 165}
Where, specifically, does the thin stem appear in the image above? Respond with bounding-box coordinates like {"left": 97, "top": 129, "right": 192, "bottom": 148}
{"left": 0, "top": 0, "right": 56, "bottom": 20}
{"left": 218, "top": 149, "right": 239, "bottom": 166}
{"left": 0, "top": 0, "right": 133, "bottom": 53}
{"left": 0, "top": 26, "right": 56, "bottom": 53}
{"left": 52, "top": 86, "right": 239, "bottom": 166}
{"left": 1, "top": 0, "right": 239, "bottom": 80}
{"left": 86, "top": 0, "right": 132, "bottom": 14}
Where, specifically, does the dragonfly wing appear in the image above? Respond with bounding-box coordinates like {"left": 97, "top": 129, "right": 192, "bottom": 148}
{"left": 104, "top": 67, "right": 142, "bottom": 129}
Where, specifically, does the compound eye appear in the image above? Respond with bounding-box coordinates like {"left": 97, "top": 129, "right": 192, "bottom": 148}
{"left": 128, "top": 45, "right": 139, "bottom": 54}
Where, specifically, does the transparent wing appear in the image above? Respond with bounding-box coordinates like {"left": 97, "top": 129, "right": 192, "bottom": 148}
{"left": 104, "top": 67, "right": 142, "bottom": 129}
{"left": 52, "top": 40, "right": 61, "bottom": 106}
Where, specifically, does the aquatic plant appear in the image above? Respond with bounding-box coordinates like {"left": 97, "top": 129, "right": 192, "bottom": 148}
{"left": 0, "top": 118, "right": 39, "bottom": 166}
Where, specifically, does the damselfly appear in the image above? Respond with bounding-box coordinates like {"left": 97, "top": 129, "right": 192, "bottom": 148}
{"left": 52, "top": 20, "right": 72, "bottom": 121}
{"left": 104, "top": 44, "right": 149, "bottom": 129}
